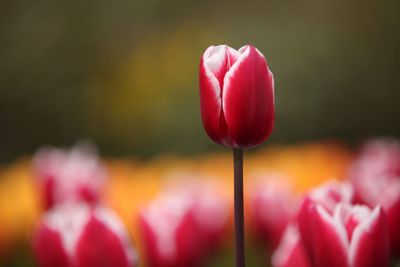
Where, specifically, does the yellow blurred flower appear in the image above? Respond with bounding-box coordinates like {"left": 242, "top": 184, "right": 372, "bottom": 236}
{"left": 0, "top": 160, "right": 41, "bottom": 255}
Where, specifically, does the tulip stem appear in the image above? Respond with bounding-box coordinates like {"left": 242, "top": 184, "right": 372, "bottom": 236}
{"left": 233, "top": 148, "right": 245, "bottom": 267}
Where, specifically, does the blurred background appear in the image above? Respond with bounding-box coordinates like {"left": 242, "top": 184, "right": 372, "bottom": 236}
{"left": 1, "top": 0, "right": 399, "bottom": 162}
{"left": 1, "top": 0, "right": 400, "bottom": 266}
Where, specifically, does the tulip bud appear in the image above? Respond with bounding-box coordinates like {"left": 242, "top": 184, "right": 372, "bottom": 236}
{"left": 199, "top": 44, "right": 274, "bottom": 148}
{"left": 33, "top": 204, "right": 138, "bottom": 267}
{"left": 249, "top": 176, "right": 297, "bottom": 248}
{"left": 349, "top": 139, "right": 400, "bottom": 253}
{"left": 33, "top": 144, "right": 106, "bottom": 209}
{"left": 299, "top": 203, "right": 389, "bottom": 267}
{"left": 272, "top": 224, "right": 310, "bottom": 267}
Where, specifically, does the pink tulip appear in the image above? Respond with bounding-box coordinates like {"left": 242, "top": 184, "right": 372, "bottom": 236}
{"left": 187, "top": 181, "right": 230, "bottom": 250}
{"left": 199, "top": 44, "right": 274, "bottom": 148}
{"left": 249, "top": 176, "right": 297, "bottom": 248}
{"left": 138, "top": 193, "right": 203, "bottom": 267}
{"left": 33, "top": 144, "right": 106, "bottom": 209}
{"left": 272, "top": 224, "right": 310, "bottom": 267}
{"left": 299, "top": 203, "right": 389, "bottom": 267}
{"left": 349, "top": 139, "right": 400, "bottom": 253}
{"left": 298, "top": 181, "right": 354, "bottom": 261}
{"left": 138, "top": 180, "right": 230, "bottom": 267}
{"left": 349, "top": 139, "right": 400, "bottom": 181}
{"left": 299, "top": 181, "right": 354, "bottom": 214}
{"left": 33, "top": 204, "right": 138, "bottom": 267}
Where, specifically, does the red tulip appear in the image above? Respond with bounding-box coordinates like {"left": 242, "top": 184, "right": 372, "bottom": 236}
{"left": 349, "top": 139, "right": 400, "bottom": 181}
{"left": 138, "top": 193, "right": 203, "bottom": 267}
{"left": 138, "top": 180, "right": 230, "bottom": 267}
{"left": 33, "top": 204, "right": 138, "bottom": 267}
{"left": 33, "top": 144, "right": 106, "bottom": 209}
{"left": 298, "top": 181, "right": 354, "bottom": 262}
{"left": 300, "top": 181, "right": 354, "bottom": 214}
{"left": 199, "top": 44, "right": 274, "bottom": 148}
{"left": 187, "top": 181, "right": 230, "bottom": 249}
{"left": 249, "top": 176, "right": 297, "bottom": 248}
{"left": 299, "top": 203, "right": 389, "bottom": 267}
{"left": 349, "top": 139, "right": 400, "bottom": 253}
{"left": 272, "top": 224, "right": 310, "bottom": 267}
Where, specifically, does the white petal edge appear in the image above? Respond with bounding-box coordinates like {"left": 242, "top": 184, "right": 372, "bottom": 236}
{"left": 316, "top": 204, "right": 350, "bottom": 253}
{"left": 309, "top": 180, "right": 353, "bottom": 212}
{"left": 95, "top": 207, "right": 139, "bottom": 265}
{"left": 202, "top": 45, "right": 226, "bottom": 106}
{"left": 269, "top": 69, "right": 275, "bottom": 105}
{"left": 221, "top": 45, "right": 251, "bottom": 115}
{"left": 43, "top": 203, "right": 90, "bottom": 257}
{"left": 141, "top": 193, "right": 192, "bottom": 261}
{"left": 348, "top": 206, "right": 381, "bottom": 266}
{"left": 271, "top": 224, "right": 301, "bottom": 267}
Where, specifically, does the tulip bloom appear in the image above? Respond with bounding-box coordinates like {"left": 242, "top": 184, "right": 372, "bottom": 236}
{"left": 199, "top": 44, "right": 274, "bottom": 148}
{"left": 298, "top": 181, "right": 354, "bottom": 259}
{"left": 299, "top": 181, "right": 354, "bottom": 215}
{"left": 199, "top": 44, "right": 274, "bottom": 267}
{"left": 250, "top": 177, "right": 297, "bottom": 248}
{"left": 138, "top": 181, "right": 230, "bottom": 267}
{"left": 187, "top": 181, "right": 230, "bottom": 249}
{"left": 348, "top": 139, "right": 400, "bottom": 181}
{"left": 138, "top": 193, "right": 203, "bottom": 267}
{"left": 33, "top": 204, "right": 138, "bottom": 267}
{"left": 349, "top": 139, "right": 400, "bottom": 253}
{"left": 33, "top": 144, "right": 106, "bottom": 209}
{"left": 299, "top": 203, "right": 389, "bottom": 267}
{"left": 165, "top": 179, "right": 230, "bottom": 250}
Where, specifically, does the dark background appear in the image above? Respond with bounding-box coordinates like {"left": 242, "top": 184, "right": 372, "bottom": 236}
{"left": 1, "top": 0, "right": 399, "bottom": 162}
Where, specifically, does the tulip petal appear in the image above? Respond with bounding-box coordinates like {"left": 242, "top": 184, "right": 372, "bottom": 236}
{"left": 297, "top": 197, "right": 314, "bottom": 261}
{"left": 308, "top": 181, "right": 354, "bottom": 213}
{"left": 33, "top": 224, "right": 70, "bottom": 267}
{"left": 75, "top": 214, "right": 133, "bottom": 267}
{"left": 138, "top": 192, "right": 205, "bottom": 267}
{"left": 298, "top": 181, "right": 354, "bottom": 265}
{"left": 251, "top": 178, "right": 294, "bottom": 248}
{"left": 272, "top": 225, "right": 311, "bottom": 267}
{"left": 349, "top": 207, "right": 389, "bottom": 267}
{"left": 308, "top": 204, "right": 349, "bottom": 267}
{"left": 199, "top": 46, "right": 230, "bottom": 145}
{"left": 223, "top": 45, "right": 274, "bottom": 148}
{"left": 387, "top": 199, "right": 400, "bottom": 253}
{"left": 203, "top": 45, "right": 229, "bottom": 90}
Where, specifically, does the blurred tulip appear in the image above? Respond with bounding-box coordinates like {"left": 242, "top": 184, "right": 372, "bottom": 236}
{"left": 272, "top": 224, "right": 310, "bottom": 267}
{"left": 138, "top": 193, "right": 202, "bottom": 267}
{"left": 300, "top": 180, "right": 354, "bottom": 214}
{"left": 298, "top": 181, "right": 354, "bottom": 261}
{"left": 33, "top": 143, "right": 106, "bottom": 209}
{"left": 33, "top": 204, "right": 138, "bottom": 267}
{"left": 249, "top": 176, "right": 297, "bottom": 248}
{"left": 349, "top": 139, "right": 400, "bottom": 181}
{"left": 138, "top": 179, "right": 230, "bottom": 267}
{"left": 349, "top": 139, "right": 400, "bottom": 254}
{"left": 187, "top": 181, "right": 230, "bottom": 250}
{"left": 199, "top": 44, "right": 274, "bottom": 148}
{"left": 299, "top": 203, "right": 389, "bottom": 267}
